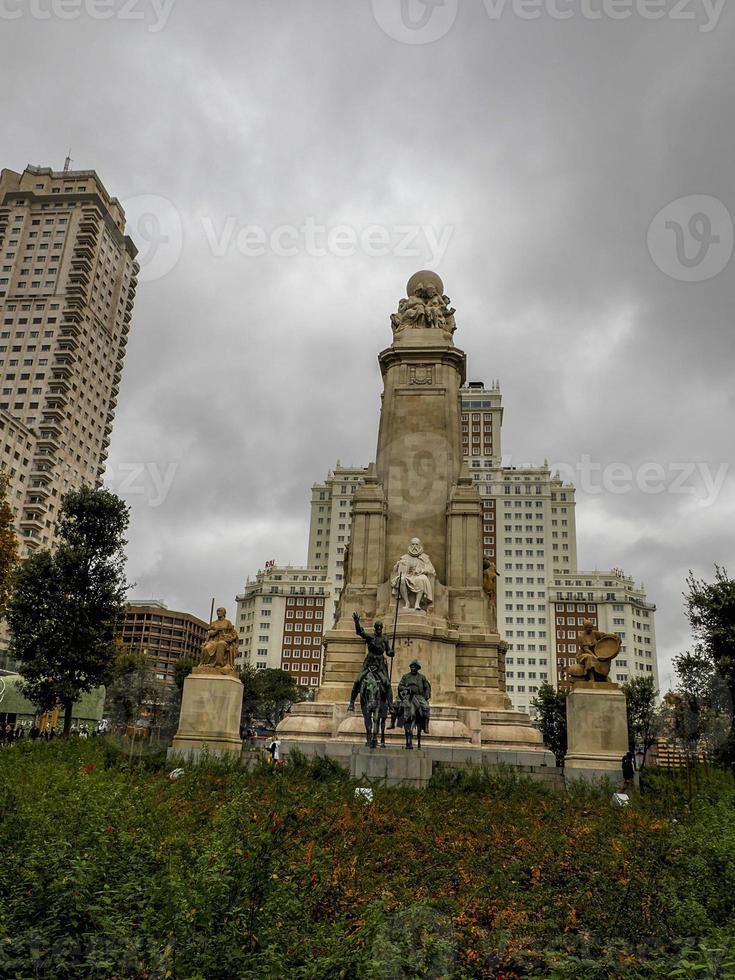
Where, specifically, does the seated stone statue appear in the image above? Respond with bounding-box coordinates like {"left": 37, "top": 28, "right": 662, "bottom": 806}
{"left": 197, "top": 607, "right": 239, "bottom": 674}
{"left": 566, "top": 620, "right": 622, "bottom": 682}
{"left": 391, "top": 538, "right": 436, "bottom": 611}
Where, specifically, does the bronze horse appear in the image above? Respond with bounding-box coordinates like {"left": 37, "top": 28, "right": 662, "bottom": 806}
{"left": 393, "top": 688, "right": 427, "bottom": 750}
{"left": 358, "top": 670, "right": 389, "bottom": 749}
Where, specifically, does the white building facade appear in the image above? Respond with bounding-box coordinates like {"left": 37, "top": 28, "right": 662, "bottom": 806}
{"left": 307, "top": 465, "right": 366, "bottom": 619}
{"left": 235, "top": 565, "right": 330, "bottom": 688}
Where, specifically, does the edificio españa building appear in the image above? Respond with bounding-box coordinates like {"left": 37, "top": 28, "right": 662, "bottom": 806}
{"left": 0, "top": 163, "right": 138, "bottom": 666}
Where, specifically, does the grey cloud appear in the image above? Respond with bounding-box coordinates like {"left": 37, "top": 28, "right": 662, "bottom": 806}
{"left": 2, "top": 1, "right": 734, "bottom": 680}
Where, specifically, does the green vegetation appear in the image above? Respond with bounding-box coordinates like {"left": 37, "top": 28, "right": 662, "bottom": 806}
{"left": 0, "top": 473, "right": 19, "bottom": 626}
{"left": 1, "top": 742, "right": 735, "bottom": 978}
{"left": 531, "top": 683, "right": 568, "bottom": 765}
{"left": 681, "top": 566, "right": 735, "bottom": 767}
{"left": 622, "top": 676, "right": 661, "bottom": 765}
{"left": 240, "top": 665, "right": 308, "bottom": 730}
{"left": 8, "top": 487, "right": 129, "bottom": 736}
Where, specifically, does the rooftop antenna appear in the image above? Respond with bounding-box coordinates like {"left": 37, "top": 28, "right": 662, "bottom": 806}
{"left": 63, "top": 151, "right": 73, "bottom": 173}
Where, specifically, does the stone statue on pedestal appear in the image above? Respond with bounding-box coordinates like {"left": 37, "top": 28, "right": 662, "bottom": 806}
{"left": 195, "top": 607, "right": 239, "bottom": 675}
{"left": 566, "top": 620, "right": 622, "bottom": 683}
{"left": 390, "top": 277, "right": 456, "bottom": 337}
{"left": 392, "top": 538, "right": 436, "bottom": 611}
{"left": 483, "top": 557, "right": 500, "bottom": 629}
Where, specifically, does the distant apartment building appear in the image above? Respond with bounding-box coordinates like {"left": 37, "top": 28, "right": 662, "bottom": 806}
{"left": 0, "top": 163, "right": 138, "bottom": 664}
{"left": 459, "top": 381, "right": 658, "bottom": 714}
{"left": 235, "top": 565, "right": 330, "bottom": 687}
{"left": 548, "top": 570, "right": 658, "bottom": 688}
{"left": 118, "top": 601, "right": 209, "bottom": 685}
{"left": 307, "top": 465, "right": 366, "bottom": 617}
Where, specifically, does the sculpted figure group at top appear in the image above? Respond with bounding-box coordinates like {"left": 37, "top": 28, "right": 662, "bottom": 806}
{"left": 390, "top": 281, "right": 456, "bottom": 337}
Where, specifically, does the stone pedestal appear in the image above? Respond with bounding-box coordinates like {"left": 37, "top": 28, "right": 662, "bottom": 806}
{"left": 565, "top": 682, "right": 628, "bottom": 783}
{"left": 350, "top": 746, "right": 432, "bottom": 788}
{"left": 169, "top": 671, "right": 243, "bottom": 760}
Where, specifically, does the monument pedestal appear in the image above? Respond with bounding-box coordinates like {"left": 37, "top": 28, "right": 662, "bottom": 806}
{"left": 564, "top": 682, "right": 628, "bottom": 783}
{"left": 350, "top": 745, "right": 432, "bottom": 788}
{"left": 169, "top": 671, "right": 243, "bottom": 760}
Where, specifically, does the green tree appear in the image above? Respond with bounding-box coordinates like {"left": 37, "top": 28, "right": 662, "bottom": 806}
{"left": 622, "top": 675, "right": 661, "bottom": 767}
{"left": 684, "top": 566, "right": 735, "bottom": 763}
{"left": 0, "top": 474, "right": 19, "bottom": 624}
{"left": 105, "top": 643, "right": 154, "bottom": 728}
{"left": 531, "top": 683, "right": 568, "bottom": 766}
{"left": 173, "top": 656, "right": 194, "bottom": 691}
{"left": 240, "top": 667, "right": 307, "bottom": 731}
{"left": 669, "top": 647, "right": 730, "bottom": 760}
{"left": 7, "top": 486, "right": 129, "bottom": 737}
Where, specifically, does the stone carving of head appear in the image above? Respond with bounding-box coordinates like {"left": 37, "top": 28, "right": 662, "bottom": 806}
{"left": 408, "top": 538, "right": 423, "bottom": 557}
{"left": 216, "top": 607, "right": 227, "bottom": 619}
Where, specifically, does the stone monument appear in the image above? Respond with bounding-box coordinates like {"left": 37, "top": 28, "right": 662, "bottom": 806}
{"left": 278, "top": 272, "right": 553, "bottom": 778}
{"left": 170, "top": 606, "right": 244, "bottom": 759}
{"left": 564, "top": 621, "right": 629, "bottom": 782}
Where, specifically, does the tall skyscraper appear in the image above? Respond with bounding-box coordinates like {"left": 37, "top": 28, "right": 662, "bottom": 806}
{"left": 0, "top": 164, "right": 138, "bottom": 552}
{"left": 458, "top": 381, "right": 658, "bottom": 713}
{"left": 0, "top": 163, "right": 138, "bottom": 667}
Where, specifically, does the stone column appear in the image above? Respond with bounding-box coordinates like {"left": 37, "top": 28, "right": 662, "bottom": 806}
{"left": 375, "top": 339, "right": 466, "bottom": 585}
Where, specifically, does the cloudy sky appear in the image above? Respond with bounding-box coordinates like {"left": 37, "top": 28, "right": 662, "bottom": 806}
{"left": 2, "top": 0, "right": 733, "bottom": 686}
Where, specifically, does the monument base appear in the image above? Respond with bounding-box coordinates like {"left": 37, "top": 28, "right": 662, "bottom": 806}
{"left": 169, "top": 671, "right": 243, "bottom": 760}
{"left": 564, "top": 682, "right": 628, "bottom": 784}
{"left": 278, "top": 699, "right": 552, "bottom": 761}
{"left": 350, "top": 745, "right": 432, "bottom": 787}
{"left": 281, "top": 738, "right": 562, "bottom": 789}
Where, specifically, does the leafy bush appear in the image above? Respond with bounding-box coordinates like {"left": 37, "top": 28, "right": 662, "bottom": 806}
{"left": 1, "top": 741, "right": 734, "bottom": 978}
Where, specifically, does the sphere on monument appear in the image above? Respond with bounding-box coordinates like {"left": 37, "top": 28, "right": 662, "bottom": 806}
{"left": 407, "top": 270, "right": 444, "bottom": 298}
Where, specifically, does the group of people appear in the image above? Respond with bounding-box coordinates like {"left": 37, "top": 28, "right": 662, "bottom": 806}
{"left": 0, "top": 721, "right": 101, "bottom": 743}
{"left": 1, "top": 722, "right": 56, "bottom": 743}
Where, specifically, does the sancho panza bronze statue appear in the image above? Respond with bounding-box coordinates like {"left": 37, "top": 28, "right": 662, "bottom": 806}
{"left": 348, "top": 612, "right": 394, "bottom": 712}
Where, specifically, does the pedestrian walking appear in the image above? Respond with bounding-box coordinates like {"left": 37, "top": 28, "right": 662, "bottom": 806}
{"left": 622, "top": 750, "right": 636, "bottom": 792}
